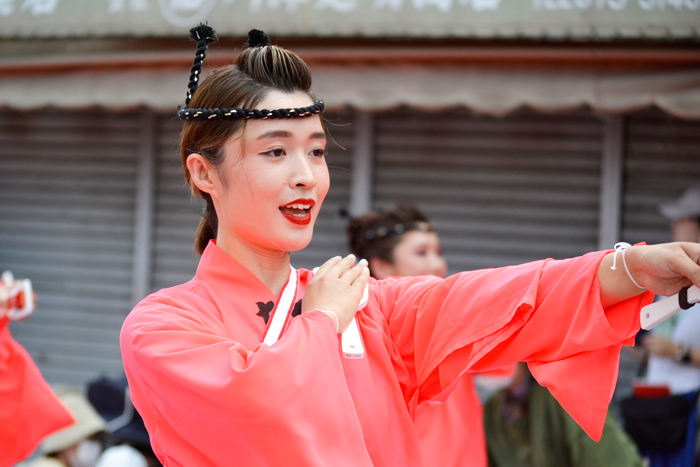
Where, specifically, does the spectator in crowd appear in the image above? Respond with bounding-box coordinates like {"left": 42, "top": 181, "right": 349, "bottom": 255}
{"left": 644, "top": 186, "right": 700, "bottom": 393}
{"left": 22, "top": 388, "right": 106, "bottom": 467}
{"left": 87, "top": 376, "right": 161, "bottom": 467}
{"left": 633, "top": 185, "right": 700, "bottom": 467}
{"left": 0, "top": 273, "right": 74, "bottom": 467}
{"left": 484, "top": 362, "right": 644, "bottom": 467}
{"left": 347, "top": 202, "right": 513, "bottom": 467}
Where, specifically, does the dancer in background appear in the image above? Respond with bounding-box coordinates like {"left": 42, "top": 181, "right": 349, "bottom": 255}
{"left": 120, "top": 25, "right": 700, "bottom": 467}
{"left": 347, "top": 202, "right": 513, "bottom": 467}
{"left": 346, "top": 203, "right": 447, "bottom": 280}
{"left": 1, "top": 273, "right": 74, "bottom": 467}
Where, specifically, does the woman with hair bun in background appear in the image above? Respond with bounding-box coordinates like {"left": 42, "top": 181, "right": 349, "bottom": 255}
{"left": 120, "top": 24, "right": 700, "bottom": 467}
{"left": 347, "top": 202, "right": 446, "bottom": 281}
{"left": 348, "top": 202, "right": 513, "bottom": 467}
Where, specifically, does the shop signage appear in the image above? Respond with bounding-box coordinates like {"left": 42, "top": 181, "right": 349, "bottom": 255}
{"left": 0, "top": 0, "right": 698, "bottom": 38}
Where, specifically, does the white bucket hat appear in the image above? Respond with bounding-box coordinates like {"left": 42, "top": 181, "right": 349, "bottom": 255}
{"left": 95, "top": 445, "right": 148, "bottom": 467}
{"left": 659, "top": 185, "right": 700, "bottom": 221}
{"left": 40, "top": 388, "right": 106, "bottom": 455}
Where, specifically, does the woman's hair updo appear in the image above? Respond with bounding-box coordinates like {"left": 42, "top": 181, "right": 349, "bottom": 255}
{"left": 347, "top": 202, "right": 436, "bottom": 275}
{"left": 180, "top": 29, "right": 315, "bottom": 255}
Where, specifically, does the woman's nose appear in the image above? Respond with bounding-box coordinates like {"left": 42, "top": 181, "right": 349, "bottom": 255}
{"left": 430, "top": 254, "right": 447, "bottom": 278}
{"left": 288, "top": 152, "right": 316, "bottom": 189}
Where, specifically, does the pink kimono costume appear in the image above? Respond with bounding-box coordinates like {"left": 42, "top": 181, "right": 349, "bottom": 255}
{"left": 0, "top": 317, "right": 74, "bottom": 467}
{"left": 121, "top": 240, "right": 653, "bottom": 467}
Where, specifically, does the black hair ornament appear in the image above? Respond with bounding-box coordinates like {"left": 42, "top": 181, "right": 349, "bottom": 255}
{"left": 176, "top": 26, "right": 324, "bottom": 122}
{"left": 185, "top": 23, "right": 218, "bottom": 107}
{"left": 244, "top": 29, "right": 272, "bottom": 48}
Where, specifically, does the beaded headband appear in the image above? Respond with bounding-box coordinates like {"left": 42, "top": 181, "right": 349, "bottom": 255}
{"left": 176, "top": 24, "right": 324, "bottom": 122}
{"left": 341, "top": 208, "right": 436, "bottom": 247}
{"left": 359, "top": 221, "right": 435, "bottom": 241}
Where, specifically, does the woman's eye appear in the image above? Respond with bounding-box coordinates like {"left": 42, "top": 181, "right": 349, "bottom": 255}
{"left": 311, "top": 148, "right": 326, "bottom": 158}
{"left": 264, "top": 148, "right": 286, "bottom": 158}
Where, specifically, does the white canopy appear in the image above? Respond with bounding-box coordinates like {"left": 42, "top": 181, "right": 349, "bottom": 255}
{"left": 2, "top": 58, "right": 700, "bottom": 119}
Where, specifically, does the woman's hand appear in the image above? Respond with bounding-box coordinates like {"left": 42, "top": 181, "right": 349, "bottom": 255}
{"left": 302, "top": 255, "right": 370, "bottom": 333}
{"left": 628, "top": 243, "right": 700, "bottom": 296}
{"left": 598, "top": 242, "right": 700, "bottom": 308}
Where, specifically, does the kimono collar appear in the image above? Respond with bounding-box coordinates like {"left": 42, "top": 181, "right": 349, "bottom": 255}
{"left": 196, "top": 240, "right": 366, "bottom": 359}
{"left": 195, "top": 240, "right": 278, "bottom": 304}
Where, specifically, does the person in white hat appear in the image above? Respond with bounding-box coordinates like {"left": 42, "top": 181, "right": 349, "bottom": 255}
{"left": 637, "top": 185, "right": 700, "bottom": 467}
{"left": 643, "top": 185, "right": 700, "bottom": 389}
{"left": 659, "top": 185, "right": 700, "bottom": 245}
{"left": 23, "top": 389, "right": 106, "bottom": 467}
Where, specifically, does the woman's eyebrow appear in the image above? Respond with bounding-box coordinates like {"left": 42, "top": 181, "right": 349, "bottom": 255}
{"left": 256, "top": 130, "right": 292, "bottom": 140}
{"left": 255, "top": 130, "right": 327, "bottom": 141}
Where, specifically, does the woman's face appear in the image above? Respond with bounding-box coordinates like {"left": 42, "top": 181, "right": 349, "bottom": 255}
{"left": 207, "top": 90, "right": 329, "bottom": 255}
{"left": 379, "top": 230, "right": 447, "bottom": 279}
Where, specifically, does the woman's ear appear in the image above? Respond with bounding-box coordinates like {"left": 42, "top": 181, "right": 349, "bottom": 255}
{"left": 186, "top": 153, "right": 217, "bottom": 196}
{"left": 369, "top": 257, "right": 395, "bottom": 280}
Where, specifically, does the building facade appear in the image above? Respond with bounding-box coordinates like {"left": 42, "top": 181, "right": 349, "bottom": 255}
{"left": 1, "top": 0, "right": 699, "bottom": 386}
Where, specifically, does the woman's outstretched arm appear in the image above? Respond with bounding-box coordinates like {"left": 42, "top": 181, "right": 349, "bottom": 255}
{"left": 373, "top": 242, "right": 700, "bottom": 442}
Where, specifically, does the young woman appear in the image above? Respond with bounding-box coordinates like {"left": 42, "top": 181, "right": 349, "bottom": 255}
{"left": 348, "top": 203, "right": 514, "bottom": 467}
{"left": 120, "top": 25, "right": 700, "bottom": 467}
{"left": 347, "top": 202, "right": 447, "bottom": 281}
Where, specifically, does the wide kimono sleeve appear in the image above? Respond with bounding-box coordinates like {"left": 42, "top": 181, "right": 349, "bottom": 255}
{"left": 373, "top": 250, "right": 654, "bottom": 441}
{"left": 0, "top": 317, "right": 74, "bottom": 467}
{"left": 120, "top": 286, "right": 375, "bottom": 467}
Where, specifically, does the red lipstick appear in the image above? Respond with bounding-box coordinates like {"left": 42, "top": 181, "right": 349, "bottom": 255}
{"left": 279, "top": 199, "right": 315, "bottom": 226}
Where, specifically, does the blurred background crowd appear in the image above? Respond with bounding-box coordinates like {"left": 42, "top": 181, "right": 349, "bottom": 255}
{"left": 1, "top": 1, "right": 699, "bottom": 466}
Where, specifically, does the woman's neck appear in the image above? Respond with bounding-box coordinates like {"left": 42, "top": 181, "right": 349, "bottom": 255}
{"left": 216, "top": 233, "right": 291, "bottom": 297}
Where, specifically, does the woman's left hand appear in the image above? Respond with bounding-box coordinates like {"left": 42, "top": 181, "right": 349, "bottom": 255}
{"left": 627, "top": 242, "right": 700, "bottom": 296}
{"left": 598, "top": 242, "right": 700, "bottom": 308}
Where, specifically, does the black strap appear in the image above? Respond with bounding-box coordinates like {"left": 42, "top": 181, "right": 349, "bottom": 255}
{"left": 679, "top": 287, "right": 693, "bottom": 310}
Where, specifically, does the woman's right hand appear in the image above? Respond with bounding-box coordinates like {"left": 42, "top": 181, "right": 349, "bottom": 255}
{"left": 302, "top": 255, "right": 370, "bottom": 333}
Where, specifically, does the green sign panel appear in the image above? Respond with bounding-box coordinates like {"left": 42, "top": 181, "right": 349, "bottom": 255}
{"left": 0, "top": 0, "right": 698, "bottom": 38}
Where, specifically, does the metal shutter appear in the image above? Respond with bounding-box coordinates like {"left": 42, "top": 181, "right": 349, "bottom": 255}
{"left": 0, "top": 110, "right": 139, "bottom": 386}
{"left": 622, "top": 109, "right": 700, "bottom": 246}
{"left": 373, "top": 108, "right": 604, "bottom": 274}
{"left": 615, "top": 109, "right": 700, "bottom": 409}
{"left": 150, "top": 114, "right": 203, "bottom": 292}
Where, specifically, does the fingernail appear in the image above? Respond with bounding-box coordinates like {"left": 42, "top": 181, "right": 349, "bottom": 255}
{"left": 358, "top": 259, "right": 368, "bottom": 266}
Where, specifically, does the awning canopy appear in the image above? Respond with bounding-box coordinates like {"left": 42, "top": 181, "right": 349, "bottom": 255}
{"left": 2, "top": 58, "right": 700, "bottom": 119}
{"left": 0, "top": 0, "right": 699, "bottom": 40}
